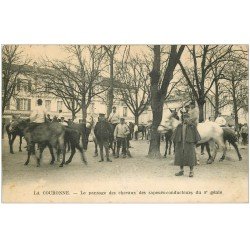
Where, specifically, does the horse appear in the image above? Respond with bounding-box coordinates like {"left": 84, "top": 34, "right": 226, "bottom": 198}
{"left": 11, "top": 119, "right": 67, "bottom": 167}
{"left": 157, "top": 110, "right": 242, "bottom": 164}
{"left": 94, "top": 118, "right": 113, "bottom": 162}
{"left": 134, "top": 124, "right": 147, "bottom": 140}
{"left": 67, "top": 120, "right": 92, "bottom": 151}
{"left": 6, "top": 119, "right": 24, "bottom": 154}
{"left": 63, "top": 127, "right": 88, "bottom": 165}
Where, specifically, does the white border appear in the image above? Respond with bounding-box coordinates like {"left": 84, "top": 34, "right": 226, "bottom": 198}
{"left": 1, "top": 1, "right": 249, "bottom": 250}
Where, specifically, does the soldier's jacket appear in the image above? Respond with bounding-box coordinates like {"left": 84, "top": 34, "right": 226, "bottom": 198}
{"left": 94, "top": 121, "right": 112, "bottom": 141}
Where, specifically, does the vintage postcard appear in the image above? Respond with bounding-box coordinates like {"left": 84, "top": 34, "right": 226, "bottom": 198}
{"left": 1, "top": 44, "right": 248, "bottom": 203}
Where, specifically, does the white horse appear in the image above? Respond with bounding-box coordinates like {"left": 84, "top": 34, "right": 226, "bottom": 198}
{"left": 157, "top": 110, "right": 227, "bottom": 164}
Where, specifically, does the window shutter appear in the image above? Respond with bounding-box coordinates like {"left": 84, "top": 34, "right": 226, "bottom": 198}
{"left": 16, "top": 99, "right": 20, "bottom": 110}
{"left": 28, "top": 99, "right": 31, "bottom": 111}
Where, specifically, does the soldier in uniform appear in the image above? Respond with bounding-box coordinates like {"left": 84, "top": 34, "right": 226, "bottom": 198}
{"left": 108, "top": 106, "right": 120, "bottom": 127}
{"left": 114, "top": 117, "right": 131, "bottom": 158}
{"left": 94, "top": 113, "right": 112, "bottom": 162}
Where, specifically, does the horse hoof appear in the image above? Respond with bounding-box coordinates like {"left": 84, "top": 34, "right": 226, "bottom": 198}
{"left": 24, "top": 162, "right": 28, "bottom": 166}
{"left": 206, "top": 159, "right": 213, "bottom": 164}
{"left": 10, "top": 152, "right": 14, "bottom": 154}
{"left": 50, "top": 161, "right": 54, "bottom": 165}
{"left": 164, "top": 155, "right": 167, "bottom": 158}
{"left": 59, "top": 164, "right": 64, "bottom": 167}
{"left": 219, "top": 158, "right": 224, "bottom": 162}
{"left": 239, "top": 157, "right": 242, "bottom": 161}
{"left": 65, "top": 161, "right": 70, "bottom": 165}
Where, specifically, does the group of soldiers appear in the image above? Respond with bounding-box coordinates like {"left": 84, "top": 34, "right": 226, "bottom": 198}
{"left": 94, "top": 106, "right": 132, "bottom": 161}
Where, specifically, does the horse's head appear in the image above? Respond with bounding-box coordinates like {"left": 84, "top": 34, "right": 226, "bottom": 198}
{"left": 157, "top": 111, "right": 180, "bottom": 134}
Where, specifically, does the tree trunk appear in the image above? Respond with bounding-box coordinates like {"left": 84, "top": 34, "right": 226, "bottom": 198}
{"left": 107, "top": 56, "right": 114, "bottom": 117}
{"left": 71, "top": 111, "right": 76, "bottom": 121}
{"left": 197, "top": 99, "right": 206, "bottom": 122}
{"left": 214, "top": 80, "right": 219, "bottom": 118}
{"left": 148, "top": 104, "right": 163, "bottom": 158}
{"left": 134, "top": 114, "right": 139, "bottom": 125}
{"left": 81, "top": 101, "right": 87, "bottom": 123}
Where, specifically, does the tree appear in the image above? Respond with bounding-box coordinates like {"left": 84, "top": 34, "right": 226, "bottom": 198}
{"left": 178, "top": 45, "right": 233, "bottom": 122}
{"left": 2, "top": 45, "right": 30, "bottom": 113}
{"left": 102, "top": 45, "right": 120, "bottom": 117}
{"left": 222, "top": 53, "right": 248, "bottom": 131}
{"left": 148, "top": 45, "right": 185, "bottom": 158}
{"left": 38, "top": 45, "right": 107, "bottom": 122}
{"left": 205, "top": 62, "right": 230, "bottom": 118}
{"left": 116, "top": 56, "right": 151, "bottom": 125}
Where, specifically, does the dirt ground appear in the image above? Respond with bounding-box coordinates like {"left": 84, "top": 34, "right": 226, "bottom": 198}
{"left": 1, "top": 135, "right": 249, "bottom": 203}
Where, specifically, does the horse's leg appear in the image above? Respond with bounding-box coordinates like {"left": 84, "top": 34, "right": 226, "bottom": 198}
{"left": 99, "top": 142, "right": 104, "bottom": 162}
{"left": 19, "top": 135, "right": 22, "bottom": 152}
{"left": 10, "top": 134, "right": 16, "bottom": 154}
{"left": 37, "top": 144, "right": 46, "bottom": 167}
{"left": 65, "top": 144, "right": 75, "bottom": 165}
{"left": 58, "top": 135, "right": 66, "bottom": 167}
{"left": 24, "top": 142, "right": 34, "bottom": 166}
{"left": 169, "top": 140, "right": 172, "bottom": 155}
{"left": 205, "top": 142, "right": 213, "bottom": 164}
{"left": 48, "top": 144, "right": 55, "bottom": 165}
{"left": 76, "top": 143, "right": 87, "bottom": 165}
{"left": 230, "top": 141, "right": 242, "bottom": 161}
{"left": 94, "top": 139, "right": 98, "bottom": 157}
{"left": 218, "top": 139, "right": 227, "bottom": 162}
{"left": 105, "top": 143, "right": 112, "bottom": 162}
{"left": 67, "top": 141, "right": 71, "bottom": 153}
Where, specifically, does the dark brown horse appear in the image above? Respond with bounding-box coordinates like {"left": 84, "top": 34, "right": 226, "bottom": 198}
{"left": 11, "top": 119, "right": 66, "bottom": 167}
{"left": 6, "top": 119, "right": 24, "bottom": 154}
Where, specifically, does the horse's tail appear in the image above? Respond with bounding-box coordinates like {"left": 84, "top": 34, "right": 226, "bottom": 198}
{"left": 223, "top": 127, "right": 238, "bottom": 144}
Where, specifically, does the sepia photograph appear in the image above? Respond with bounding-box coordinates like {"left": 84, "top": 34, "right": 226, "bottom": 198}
{"left": 1, "top": 44, "right": 248, "bottom": 203}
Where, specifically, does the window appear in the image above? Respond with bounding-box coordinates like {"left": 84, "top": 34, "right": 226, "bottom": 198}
{"left": 16, "top": 98, "right": 31, "bottom": 111}
{"left": 123, "top": 107, "right": 127, "bottom": 117}
{"left": 45, "top": 100, "right": 51, "bottom": 111}
{"left": 57, "top": 101, "right": 63, "bottom": 112}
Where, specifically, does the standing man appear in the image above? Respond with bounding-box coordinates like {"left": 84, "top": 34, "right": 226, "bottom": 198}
{"left": 215, "top": 112, "right": 227, "bottom": 127}
{"left": 114, "top": 117, "right": 131, "bottom": 158}
{"left": 240, "top": 123, "right": 248, "bottom": 145}
{"left": 173, "top": 113, "right": 201, "bottom": 177}
{"left": 94, "top": 113, "right": 112, "bottom": 162}
{"left": 188, "top": 101, "right": 199, "bottom": 125}
{"left": 108, "top": 106, "right": 120, "bottom": 127}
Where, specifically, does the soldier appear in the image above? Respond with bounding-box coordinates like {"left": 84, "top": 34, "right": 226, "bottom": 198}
{"left": 173, "top": 113, "right": 201, "bottom": 177}
{"left": 29, "top": 99, "right": 47, "bottom": 131}
{"left": 114, "top": 117, "right": 131, "bottom": 158}
{"left": 108, "top": 106, "right": 120, "bottom": 127}
{"left": 94, "top": 113, "right": 112, "bottom": 162}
